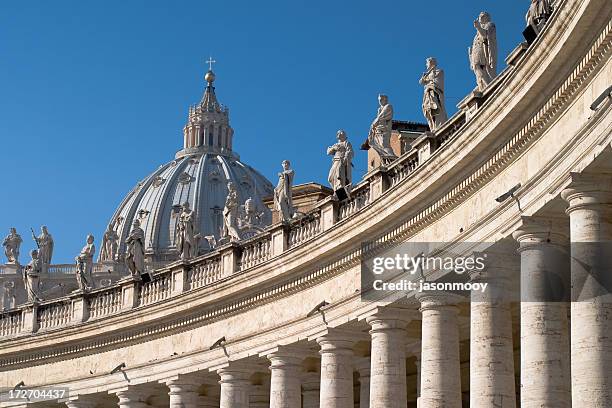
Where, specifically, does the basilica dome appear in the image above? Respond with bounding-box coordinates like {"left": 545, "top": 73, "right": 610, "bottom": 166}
{"left": 103, "top": 69, "right": 274, "bottom": 263}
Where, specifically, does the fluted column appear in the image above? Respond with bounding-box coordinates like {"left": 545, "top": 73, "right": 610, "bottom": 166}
{"left": 469, "top": 250, "right": 517, "bottom": 408}
{"left": 302, "top": 371, "right": 320, "bottom": 408}
{"left": 355, "top": 358, "right": 370, "bottom": 408}
{"left": 513, "top": 216, "right": 571, "bottom": 408}
{"left": 267, "top": 347, "right": 303, "bottom": 408}
{"left": 365, "top": 307, "right": 417, "bottom": 408}
{"left": 562, "top": 173, "right": 612, "bottom": 407}
{"left": 217, "top": 366, "right": 252, "bottom": 408}
{"left": 317, "top": 330, "right": 355, "bottom": 408}
{"left": 115, "top": 389, "right": 150, "bottom": 408}
{"left": 416, "top": 291, "right": 463, "bottom": 408}
{"left": 166, "top": 378, "right": 201, "bottom": 408}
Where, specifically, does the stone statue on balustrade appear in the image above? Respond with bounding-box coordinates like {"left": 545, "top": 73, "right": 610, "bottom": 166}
{"left": 238, "top": 198, "right": 264, "bottom": 229}
{"left": 23, "top": 249, "right": 42, "bottom": 302}
{"left": 274, "top": 160, "right": 296, "bottom": 222}
{"left": 32, "top": 226, "right": 54, "bottom": 271}
{"left": 526, "top": 0, "right": 552, "bottom": 33}
{"left": 420, "top": 57, "right": 448, "bottom": 132}
{"left": 125, "top": 219, "right": 145, "bottom": 277}
{"left": 360, "top": 94, "right": 397, "bottom": 163}
{"left": 223, "top": 182, "right": 242, "bottom": 241}
{"left": 2, "top": 228, "right": 22, "bottom": 264}
{"left": 327, "top": 130, "right": 353, "bottom": 199}
{"left": 177, "top": 201, "right": 199, "bottom": 260}
{"left": 100, "top": 223, "right": 119, "bottom": 262}
{"left": 469, "top": 12, "right": 498, "bottom": 91}
{"left": 75, "top": 234, "right": 96, "bottom": 292}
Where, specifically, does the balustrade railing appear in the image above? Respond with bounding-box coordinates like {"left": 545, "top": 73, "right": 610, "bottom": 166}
{"left": 338, "top": 186, "right": 371, "bottom": 221}
{"left": 138, "top": 272, "right": 171, "bottom": 306}
{"left": 38, "top": 301, "right": 72, "bottom": 330}
{"left": 389, "top": 152, "right": 420, "bottom": 187}
{"left": 0, "top": 310, "right": 22, "bottom": 336}
{"left": 89, "top": 287, "right": 122, "bottom": 319}
{"left": 239, "top": 235, "right": 272, "bottom": 270}
{"left": 188, "top": 257, "right": 222, "bottom": 289}
{"left": 288, "top": 215, "right": 321, "bottom": 247}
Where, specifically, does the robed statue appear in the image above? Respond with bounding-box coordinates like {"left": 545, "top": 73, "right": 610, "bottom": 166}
{"left": 360, "top": 94, "right": 396, "bottom": 163}
{"left": 125, "top": 219, "right": 145, "bottom": 277}
{"left": 420, "top": 57, "right": 448, "bottom": 132}
{"left": 2, "top": 228, "right": 22, "bottom": 264}
{"left": 177, "top": 201, "right": 198, "bottom": 259}
{"left": 75, "top": 234, "right": 96, "bottom": 292}
{"left": 327, "top": 130, "right": 353, "bottom": 198}
{"left": 469, "top": 12, "right": 497, "bottom": 91}
{"left": 526, "top": 0, "right": 552, "bottom": 32}
{"left": 274, "top": 160, "right": 296, "bottom": 222}
{"left": 33, "top": 226, "right": 54, "bottom": 268}
{"left": 100, "top": 224, "right": 119, "bottom": 262}
{"left": 23, "top": 249, "right": 42, "bottom": 302}
{"left": 223, "top": 182, "right": 242, "bottom": 241}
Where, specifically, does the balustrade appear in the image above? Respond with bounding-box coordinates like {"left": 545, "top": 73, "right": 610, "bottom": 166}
{"left": 239, "top": 235, "right": 272, "bottom": 270}
{"left": 188, "top": 257, "right": 222, "bottom": 289}
{"left": 288, "top": 215, "right": 321, "bottom": 247}
{"left": 0, "top": 310, "right": 23, "bottom": 336}
{"left": 139, "top": 273, "right": 172, "bottom": 306}
{"left": 38, "top": 302, "right": 72, "bottom": 330}
{"left": 89, "top": 287, "right": 122, "bottom": 319}
{"left": 338, "top": 186, "right": 371, "bottom": 221}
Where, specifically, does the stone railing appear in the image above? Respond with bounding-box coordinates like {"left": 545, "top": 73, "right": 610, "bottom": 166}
{"left": 0, "top": 310, "right": 23, "bottom": 336}
{"left": 37, "top": 301, "right": 73, "bottom": 330}
{"left": 47, "top": 263, "right": 127, "bottom": 275}
{"left": 0, "top": 43, "right": 528, "bottom": 338}
{"left": 139, "top": 271, "right": 172, "bottom": 306}
{"left": 188, "top": 256, "right": 222, "bottom": 289}
{"left": 288, "top": 214, "right": 321, "bottom": 248}
{"left": 239, "top": 234, "right": 272, "bottom": 270}
{"left": 88, "top": 286, "right": 122, "bottom": 319}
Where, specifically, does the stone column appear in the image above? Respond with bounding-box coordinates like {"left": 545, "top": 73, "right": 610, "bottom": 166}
{"left": 302, "top": 371, "right": 320, "bottom": 408}
{"left": 416, "top": 291, "right": 463, "bottom": 408}
{"left": 562, "top": 173, "right": 612, "bottom": 407}
{"left": 355, "top": 358, "right": 370, "bottom": 408}
{"left": 365, "top": 307, "right": 417, "bottom": 408}
{"left": 115, "top": 389, "right": 150, "bottom": 408}
{"left": 469, "top": 249, "right": 517, "bottom": 408}
{"left": 166, "top": 378, "right": 201, "bottom": 408}
{"left": 65, "top": 396, "right": 98, "bottom": 408}
{"left": 513, "top": 216, "right": 571, "bottom": 408}
{"left": 267, "top": 347, "right": 303, "bottom": 408}
{"left": 217, "top": 366, "right": 252, "bottom": 408}
{"left": 317, "top": 330, "right": 355, "bottom": 408}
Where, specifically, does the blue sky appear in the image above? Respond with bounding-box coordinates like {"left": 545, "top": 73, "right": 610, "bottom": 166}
{"left": 0, "top": 1, "right": 527, "bottom": 263}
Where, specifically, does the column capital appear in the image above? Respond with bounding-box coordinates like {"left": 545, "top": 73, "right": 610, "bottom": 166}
{"left": 561, "top": 172, "right": 612, "bottom": 213}
{"left": 316, "top": 328, "right": 358, "bottom": 355}
{"left": 65, "top": 395, "right": 98, "bottom": 408}
{"left": 365, "top": 306, "right": 419, "bottom": 332}
{"left": 416, "top": 291, "right": 463, "bottom": 312}
{"left": 512, "top": 215, "right": 569, "bottom": 247}
{"left": 261, "top": 344, "right": 311, "bottom": 367}
{"left": 216, "top": 363, "right": 258, "bottom": 384}
{"left": 114, "top": 388, "right": 151, "bottom": 408}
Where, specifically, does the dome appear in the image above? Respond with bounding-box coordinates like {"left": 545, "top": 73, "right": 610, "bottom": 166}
{"left": 102, "top": 68, "right": 274, "bottom": 263}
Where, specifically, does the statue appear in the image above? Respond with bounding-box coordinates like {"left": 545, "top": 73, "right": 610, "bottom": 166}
{"left": 2, "top": 228, "right": 22, "bottom": 264}
{"left": 526, "top": 0, "right": 552, "bottom": 32}
{"left": 75, "top": 234, "right": 96, "bottom": 292}
{"left": 239, "top": 198, "right": 264, "bottom": 229}
{"left": 327, "top": 130, "right": 354, "bottom": 198}
{"left": 177, "top": 201, "right": 198, "bottom": 260}
{"left": 223, "top": 182, "right": 242, "bottom": 241}
{"left": 100, "top": 224, "right": 119, "bottom": 262}
{"left": 419, "top": 57, "right": 448, "bottom": 132}
{"left": 23, "top": 249, "right": 42, "bottom": 302}
{"left": 125, "top": 219, "right": 145, "bottom": 277}
{"left": 469, "top": 12, "right": 497, "bottom": 91}
{"left": 360, "top": 94, "right": 396, "bottom": 162}
{"left": 274, "top": 160, "right": 296, "bottom": 222}
{"left": 32, "top": 226, "right": 54, "bottom": 267}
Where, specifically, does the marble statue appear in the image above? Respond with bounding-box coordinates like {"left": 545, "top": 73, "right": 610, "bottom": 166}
{"left": 223, "top": 182, "right": 242, "bottom": 241}
{"left": 419, "top": 57, "right": 448, "bottom": 131}
{"left": 274, "top": 160, "right": 295, "bottom": 222}
{"left": 2, "top": 228, "right": 22, "bottom": 264}
{"left": 23, "top": 249, "right": 42, "bottom": 302}
{"left": 33, "top": 226, "right": 54, "bottom": 267}
{"left": 177, "top": 201, "right": 198, "bottom": 260}
{"left": 469, "top": 12, "right": 498, "bottom": 91}
{"left": 526, "top": 0, "right": 552, "bottom": 32}
{"left": 125, "top": 219, "right": 145, "bottom": 277}
{"left": 75, "top": 234, "right": 96, "bottom": 292}
{"left": 327, "top": 130, "right": 354, "bottom": 196}
{"left": 239, "top": 198, "right": 264, "bottom": 229}
{"left": 360, "top": 94, "right": 396, "bottom": 162}
{"left": 100, "top": 224, "right": 119, "bottom": 262}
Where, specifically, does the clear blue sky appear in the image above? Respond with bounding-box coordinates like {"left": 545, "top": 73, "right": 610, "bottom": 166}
{"left": 0, "top": 1, "right": 527, "bottom": 263}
